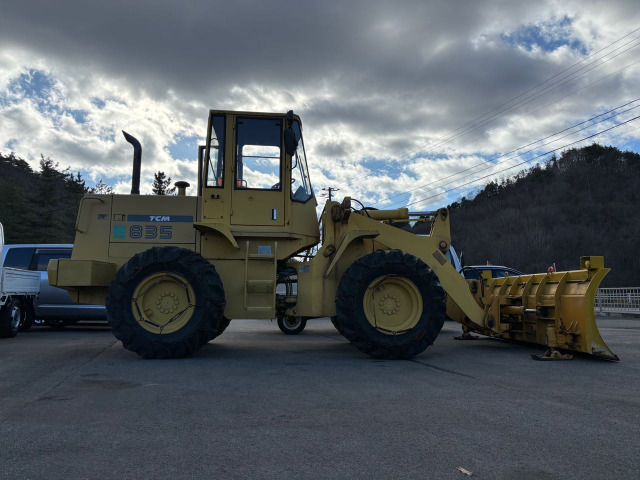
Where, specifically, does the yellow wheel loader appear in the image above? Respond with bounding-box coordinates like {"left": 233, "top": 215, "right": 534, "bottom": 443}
{"left": 48, "top": 109, "right": 618, "bottom": 361}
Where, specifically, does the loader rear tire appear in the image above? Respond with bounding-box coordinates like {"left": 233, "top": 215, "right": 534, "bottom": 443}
{"left": 335, "top": 249, "right": 445, "bottom": 359}
{"left": 214, "top": 317, "right": 231, "bottom": 338}
{"left": 106, "top": 246, "right": 226, "bottom": 359}
{"left": 330, "top": 316, "right": 344, "bottom": 335}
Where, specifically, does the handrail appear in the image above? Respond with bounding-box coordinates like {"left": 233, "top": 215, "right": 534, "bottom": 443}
{"left": 596, "top": 287, "right": 640, "bottom": 314}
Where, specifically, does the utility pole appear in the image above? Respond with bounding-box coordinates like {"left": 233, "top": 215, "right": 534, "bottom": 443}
{"left": 321, "top": 187, "right": 340, "bottom": 202}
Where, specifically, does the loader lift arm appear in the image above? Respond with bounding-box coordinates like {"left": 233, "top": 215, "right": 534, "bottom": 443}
{"left": 299, "top": 199, "right": 617, "bottom": 361}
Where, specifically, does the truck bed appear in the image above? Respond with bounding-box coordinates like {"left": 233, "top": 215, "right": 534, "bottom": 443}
{"left": 1, "top": 267, "right": 40, "bottom": 297}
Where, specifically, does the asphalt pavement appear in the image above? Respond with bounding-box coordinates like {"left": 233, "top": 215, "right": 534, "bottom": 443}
{"left": 0, "top": 317, "right": 638, "bottom": 480}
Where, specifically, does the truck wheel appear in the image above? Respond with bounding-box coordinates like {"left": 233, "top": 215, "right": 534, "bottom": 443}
{"left": 19, "top": 301, "right": 35, "bottom": 332}
{"left": 277, "top": 316, "right": 307, "bottom": 335}
{"left": 106, "top": 246, "right": 226, "bottom": 359}
{"left": 0, "top": 299, "right": 22, "bottom": 338}
{"left": 335, "top": 249, "right": 445, "bottom": 359}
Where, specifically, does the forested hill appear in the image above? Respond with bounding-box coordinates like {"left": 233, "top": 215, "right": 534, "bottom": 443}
{"left": 0, "top": 153, "right": 174, "bottom": 245}
{"left": 447, "top": 144, "right": 639, "bottom": 287}
{"left": 0, "top": 153, "right": 87, "bottom": 244}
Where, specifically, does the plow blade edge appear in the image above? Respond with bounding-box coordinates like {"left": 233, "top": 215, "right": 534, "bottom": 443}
{"left": 469, "top": 256, "right": 618, "bottom": 361}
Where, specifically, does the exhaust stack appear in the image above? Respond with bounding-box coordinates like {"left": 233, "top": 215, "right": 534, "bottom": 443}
{"left": 175, "top": 181, "right": 190, "bottom": 196}
{"left": 122, "top": 131, "right": 141, "bottom": 195}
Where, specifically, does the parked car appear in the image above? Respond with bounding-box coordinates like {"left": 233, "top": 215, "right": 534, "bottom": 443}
{"left": 0, "top": 224, "right": 40, "bottom": 337}
{"left": 461, "top": 265, "right": 524, "bottom": 282}
{"left": 1, "top": 244, "right": 107, "bottom": 329}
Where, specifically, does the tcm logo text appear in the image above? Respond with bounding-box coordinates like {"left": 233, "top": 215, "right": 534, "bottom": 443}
{"left": 126, "top": 214, "right": 193, "bottom": 223}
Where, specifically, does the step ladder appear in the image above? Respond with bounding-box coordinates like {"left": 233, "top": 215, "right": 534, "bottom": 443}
{"left": 243, "top": 240, "right": 278, "bottom": 312}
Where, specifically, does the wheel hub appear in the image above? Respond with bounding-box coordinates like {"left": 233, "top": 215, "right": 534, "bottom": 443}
{"left": 156, "top": 292, "right": 180, "bottom": 314}
{"left": 131, "top": 272, "right": 196, "bottom": 334}
{"left": 284, "top": 317, "right": 301, "bottom": 328}
{"left": 10, "top": 306, "right": 21, "bottom": 330}
{"left": 363, "top": 276, "right": 422, "bottom": 335}
{"left": 379, "top": 294, "right": 400, "bottom": 315}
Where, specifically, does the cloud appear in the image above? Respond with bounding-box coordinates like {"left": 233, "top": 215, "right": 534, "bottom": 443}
{"left": 0, "top": 0, "right": 638, "bottom": 210}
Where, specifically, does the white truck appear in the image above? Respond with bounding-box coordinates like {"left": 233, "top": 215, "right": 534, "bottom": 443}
{"left": 0, "top": 223, "right": 40, "bottom": 338}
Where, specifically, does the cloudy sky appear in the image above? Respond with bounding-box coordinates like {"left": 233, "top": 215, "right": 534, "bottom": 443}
{"left": 0, "top": 0, "right": 639, "bottom": 211}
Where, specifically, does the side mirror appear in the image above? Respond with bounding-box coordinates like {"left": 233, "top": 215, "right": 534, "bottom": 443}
{"left": 284, "top": 109, "right": 298, "bottom": 156}
{"left": 284, "top": 128, "right": 298, "bottom": 156}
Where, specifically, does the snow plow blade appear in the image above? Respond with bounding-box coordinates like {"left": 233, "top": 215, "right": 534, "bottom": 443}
{"left": 466, "top": 256, "right": 618, "bottom": 361}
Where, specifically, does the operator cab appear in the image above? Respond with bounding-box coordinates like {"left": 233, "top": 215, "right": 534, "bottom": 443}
{"left": 200, "top": 110, "right": 315, "bottom": 229}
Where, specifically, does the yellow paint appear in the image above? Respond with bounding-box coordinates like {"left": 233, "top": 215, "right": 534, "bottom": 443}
{"left": 46, "top": 108, "right": 618, "bottom": 359}
{"left": 363, "top": 276, "right": 423, "bottom": 334}
{"left": 131, "top": 272, "right": 196, "bottom": 335}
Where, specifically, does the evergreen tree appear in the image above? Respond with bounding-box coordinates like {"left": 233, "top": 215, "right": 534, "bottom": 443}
{"left": 0, "top": 153, "right": 87, "bottom": 243}
{"left": 152, "top": 171, "right": 175, "bottom": 195}
{"left": 35, "top": 155, "right": 65, "bottom": 242}
{"left": 90, "top": 178, "right": 114, "bottom": 194}
{"left": 447, "top": 143, "right": 640, "bottom": 286}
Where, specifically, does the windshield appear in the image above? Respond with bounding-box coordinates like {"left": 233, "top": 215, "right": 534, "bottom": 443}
{"left": 290, "top": 120, "right": 313, "bottom": 202}
{"left": 235, "top": 116, "right": 282, "bottom": 190}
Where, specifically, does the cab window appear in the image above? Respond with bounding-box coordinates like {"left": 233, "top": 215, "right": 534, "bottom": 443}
{"left": 290, "top": 120, "right": 313, "bottom": 203}
{"left": 206, "top": 115, "right": 226, "bottom": 187}
{"left": 235, "top": 117, "right": 282, "bottom": 190}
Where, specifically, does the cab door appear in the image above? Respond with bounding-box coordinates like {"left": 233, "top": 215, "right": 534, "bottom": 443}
{"left": 202, "top": 114, "right": 227, "bottom": 221}
{"left": 231, "top": 116, "right": 285, "bottom": 226}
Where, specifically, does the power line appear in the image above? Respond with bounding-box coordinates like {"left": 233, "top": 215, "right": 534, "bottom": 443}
{"left": 373, "top": 53, "right": 640, "bottom": 207}
{"left": 320, "top": 187, "right": 340, "bottom": 201}
{"left": 384, "top": 104, "right": 640, "bottom": 209}
{"left": 402, "top": 37, "right": 640, "bottom": 161}
{"left": 402, "top": 114, "right": 640, "bottom": 209}
{"left": 439, "top": 57, "right": 640, "bottom": 158}
{"left": 609, "top": 123, "right": 640, "bottom": 140}
{"left": 374, "top": 55, "right": 640, "bottom": 205}
{"left": 377, "top": 97, "right": 640, "bottom": 207}
{"left": 397, "top": 27, "right": 640, "bottom": 163}
{"left": 389, "top": 103, "right": 640, "bottom": 207}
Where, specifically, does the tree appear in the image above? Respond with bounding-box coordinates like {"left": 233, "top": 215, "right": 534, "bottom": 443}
{"left": 152, "top": 171, "right": 175, "bottom": 195}
{"left": 448, "top": 145, "right": 640, "bottom": 286}
{"left": 90, "top": 178, "right": 114, "bottom": 194}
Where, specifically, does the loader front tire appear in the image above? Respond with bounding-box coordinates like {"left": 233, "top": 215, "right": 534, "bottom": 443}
{"left": 106, "top": 247, "right": 226, "bottom": 359}
{"left": 335, "top": 250, "right": 445, "bottom": 359}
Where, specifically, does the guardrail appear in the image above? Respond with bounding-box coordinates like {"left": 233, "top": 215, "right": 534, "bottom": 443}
{"left": 595, "top": 287, "right": 640, "bottom": 315}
